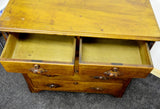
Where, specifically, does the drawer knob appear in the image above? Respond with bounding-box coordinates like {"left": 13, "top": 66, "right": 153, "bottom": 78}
{"left": 48, "top": 84, "right": 60, "bottom": 88}
{"left": 90, "top": 87, "right": 104, "bottom": 91}
{"left": 30, "top": 64, "right": 47, "bottom": 74}
{"left": 94, "top": 76, "right": 105, "bottom": 80}
{"left": 73, "top": 82, "right": 79, "bottom": 85}
{"left": 104, "top": 67, "right": 120, "bottom": 78}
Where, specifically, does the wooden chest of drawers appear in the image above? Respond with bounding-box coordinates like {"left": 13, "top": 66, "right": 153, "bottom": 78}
{"left": 0, "top": 33, "right": 153, "bottom": 97}
{"left": 0, "top": 0, "right": 159, "bottom": 97}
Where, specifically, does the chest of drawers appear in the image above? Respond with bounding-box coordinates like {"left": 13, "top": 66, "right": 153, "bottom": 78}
{"left": 0, "top": 0, "right": 160, "bottom": 97}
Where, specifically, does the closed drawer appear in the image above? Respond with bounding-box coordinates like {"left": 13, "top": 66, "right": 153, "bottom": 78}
{"left": 27, "top": 73, "right": 127, "bottom": 83}
{"left": 0, "top": 33, "right": 76, "bottom": 76}
{"left": 79, "top": 38, "right": 153, "bottom": 78}
{"left": 31, "top": 79, "right": 123, "bottom": 95}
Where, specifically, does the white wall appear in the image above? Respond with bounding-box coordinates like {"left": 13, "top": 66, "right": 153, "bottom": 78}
{"left": 150, "top": 0, "right": 160, "bottom": 75}
{"left": 150, "top": 0, "right": 160, "bottom": 29}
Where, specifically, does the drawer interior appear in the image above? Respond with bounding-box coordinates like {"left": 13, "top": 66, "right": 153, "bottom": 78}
{"left": 80, "top": 38, "right": 152, "bottom": 65}
{"left": 1, "top": 33, "right": 76, "bottom": 63}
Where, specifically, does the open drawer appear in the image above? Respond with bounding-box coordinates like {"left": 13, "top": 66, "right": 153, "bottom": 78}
{"left": 79, "top": 38, "right": 153, "bottom": 78}
{"left": 0, "top": 33, "right": 76, "bottom": 76}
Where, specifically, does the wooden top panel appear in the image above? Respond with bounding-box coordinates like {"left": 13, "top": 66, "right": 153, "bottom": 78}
{"left": 0, "top": 0, "right": 160, "bottom": 41}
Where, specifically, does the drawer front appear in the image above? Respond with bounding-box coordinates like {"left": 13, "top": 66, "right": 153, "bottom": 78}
{"left": 1, "top": 61, "right": 74, "bottom": 75}
{"left": 31, "top": 79, "right": 123, "bottom": 95}
{"left": 0, "top": 33, "right": 76, "bottom": 75}
{"left": 79, "top": 65, "right": 152, "bottom": 78}
{"left": 27, "top": 73, "right": 127, "bottom": 83}
{"left": 79, "top": 38, "right": 153, "bottom": 78}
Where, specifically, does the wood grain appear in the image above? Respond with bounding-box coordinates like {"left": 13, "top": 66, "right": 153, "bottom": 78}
{"left": 1, "top": 33, "right": 76, "bottom": 63}
{"left": 1, "top": 60, "right": 75, "bottom": 75}
{"left": 0, "top": 0, "right": 156, "bottom": 97}
{"left": 31, "top": 77, "right": 123, "bottom": 96}
{"left": 0, "top": 33, "right": 76, "bottom": 75}
{"left": 80, "top": 38, "right": 151, "bottom": 65}
{"left": 0, "top": 0, "right": 159, "bottom": 41}
{"left": 116, "top": 79, "right": 132, "bottom": 97}
{"left": 27, "top": 73, "right": 128, "bottom": 83}
{"left": 79, "top": 38, "right": 153, "bottom": 78}
{"left": 79, "top": 64, "right": 153, "bottom": 78}
{"left": 23, "top": 74, "right": 41, "bottom": 93}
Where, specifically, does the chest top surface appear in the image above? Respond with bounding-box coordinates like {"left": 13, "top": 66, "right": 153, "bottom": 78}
{"left": 0, "top": 0, "right": 160, "bottom": 41}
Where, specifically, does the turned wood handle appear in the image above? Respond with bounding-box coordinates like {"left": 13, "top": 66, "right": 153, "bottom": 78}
{"left": 30, "top": 64, "right": 47, "bottom": 74}
{"left": 48, "top": 84, "right": 60, "bottom": 88}
{"left": 104, "top": 67, "right": 120, "bottom": 78}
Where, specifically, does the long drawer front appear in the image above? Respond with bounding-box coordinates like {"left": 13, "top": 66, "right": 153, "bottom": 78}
{"left": 31, "top": 78, "right": 123, "bottom": 95}
{"left": 27, "top": 73, "right": 129, "bottom": 83}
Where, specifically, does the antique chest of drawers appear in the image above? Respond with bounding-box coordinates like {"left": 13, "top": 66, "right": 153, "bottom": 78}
{"left": 0, "top": 0, "right": 160, "bottom": 97}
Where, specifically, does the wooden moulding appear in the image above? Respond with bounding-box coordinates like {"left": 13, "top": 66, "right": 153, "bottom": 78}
{"left": 0, "top": 33, "right": 76, "bottom": 76}
{"left": 79, "top": 38, "right": 153, "bottom": 78}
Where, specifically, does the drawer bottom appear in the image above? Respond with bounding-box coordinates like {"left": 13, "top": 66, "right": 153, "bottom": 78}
{"left": 23, "top": 74, "right": 131, "bottom": 97}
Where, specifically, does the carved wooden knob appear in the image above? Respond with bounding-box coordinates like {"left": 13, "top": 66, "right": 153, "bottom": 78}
{"left": 104, "top": 67, "right": 120, "bottom": 78}
{"left": 30, "top": 64, "right": 47, "bottom": 74}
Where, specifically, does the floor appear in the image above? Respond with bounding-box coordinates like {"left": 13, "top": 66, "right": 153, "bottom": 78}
{"left": 0, "top": 35, "right": 160, "bottom": 109}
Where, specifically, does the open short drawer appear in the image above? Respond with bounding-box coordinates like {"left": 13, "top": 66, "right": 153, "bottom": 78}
{"left": 0, "top": 33, "right": 76, "bottom": 76}
{"left": 79, "top": 38, "right": 153, "bottom": 78}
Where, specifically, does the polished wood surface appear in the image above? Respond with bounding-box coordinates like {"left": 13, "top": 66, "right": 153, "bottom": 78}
{"left": 79, "top": 38, "right": 153, "bottom": 78}
{"left": 1, "top": 61, "right": 75, "bottom": 75}
{"left": 1, "top": 33, "right": 76, "bottom": 62}
{"left": 28, "top": 73, "right": 127, "bottom": 83}
{"left": 0, "top": 0, "right": 156, "bottom": 97}
{"left": 23, "top": 74, "right": 40, "bottom": 93}
{"left": 80, "top": 38, "right": 151, "bottom": 65}
{"left": 79, "top": 64, "right": 152, "bottom": 78}
{"left": 25, "top": 72, "right": 131, "bottom": 97}
{"left": 0, "top": 33, "right": 76, "bottom": 75}
{"left": 0, "top": 0, "right": 159, "bottom": 41}
{"left": 0, "top": 33, "right": 152, "bottom": 97}
{"left": 31, "top": 76, "right": 124, "bottom": 96}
